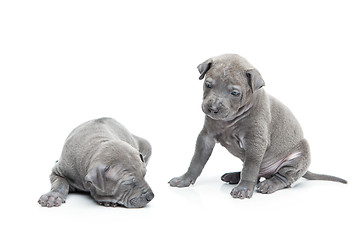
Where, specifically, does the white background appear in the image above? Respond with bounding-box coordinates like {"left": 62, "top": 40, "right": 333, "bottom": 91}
{"left": 1, "top": 0, "right": 359, "bottom": 239}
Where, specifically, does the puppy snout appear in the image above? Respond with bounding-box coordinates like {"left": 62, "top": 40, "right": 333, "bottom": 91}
{"left": 145, "top": 192, "right": 154, "bottom": 202}
{"left": 208, "top": 105, "right": 219, "bottom": 114}
{"left": 128, "top": 190, "right": 154, "bottom": 208}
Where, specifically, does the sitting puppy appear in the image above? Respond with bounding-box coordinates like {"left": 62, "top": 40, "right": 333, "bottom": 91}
{"left": 169, "top": 54, "right": 346, "bottom": 199}
{"left": 39, "top": 117, "right": 154, "bottom": 207}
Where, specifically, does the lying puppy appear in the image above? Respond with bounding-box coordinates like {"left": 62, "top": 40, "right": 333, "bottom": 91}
{"left": 169, "top": 54, "right": 346, "bottom": 199}
{"left": 38, "top": 117, "right": 154, "bottom": 207}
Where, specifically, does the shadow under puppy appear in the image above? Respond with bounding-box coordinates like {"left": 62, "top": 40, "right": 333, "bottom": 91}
{"left": 169, "top": 54, "right": 346, "bottom": 199}
{"left": 39, "top": 117, "right": 154, "bottom": 208}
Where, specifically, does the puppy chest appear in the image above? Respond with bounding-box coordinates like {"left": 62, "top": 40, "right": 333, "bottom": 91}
{"left": 217, "top": 134, "right": 245, "bottom": 160}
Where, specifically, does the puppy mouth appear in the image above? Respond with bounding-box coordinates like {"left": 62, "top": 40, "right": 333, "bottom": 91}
{"left": 205, "top": 109, "right": 230, "bottom": 120}
{"left": 94, "top": 186, "right": 154, "bottom": 208}
{"left": 97, "top": 199, "right": 149, "bottom": 208}
{"left": 202, "top": 103, "right": 230, "bottom": 120}
{"left": 208, "top": 113, "right": 224, "bottom": 118}
{"left": 97, "top": 193, "right": 154, "bottom": 208}
{"left": 98, "top": 201, "right": 125, "bottom": 208}
{"left": 96, "top": 196, "right": 127, "bottom": 207}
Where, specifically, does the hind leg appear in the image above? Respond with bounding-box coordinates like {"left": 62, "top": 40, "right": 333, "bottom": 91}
{"left": 221, "top": 172, "right": 261, "bottom": 185}
{"left": 256, "top": 139, "right": 311, "bottom": 194}
{"left": 221, "top": 171, "right": 241, "bottom": 184}
{"left": 256, "top": 167, "right": 302, "bottom": 194}
{"left": 133, "top": 135, "right": 152, "bottom": 165}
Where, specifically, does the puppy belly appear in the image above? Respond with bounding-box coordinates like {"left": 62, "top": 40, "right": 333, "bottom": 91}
{"left": 259, "top": 151, "right": 301, "bottom": 178}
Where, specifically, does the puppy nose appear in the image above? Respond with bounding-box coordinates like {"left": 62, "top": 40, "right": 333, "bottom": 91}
{"left": 208, "top": 106, "right": 219, "bottom": 114}
{"left": 145, "top": 192, "right": 154, "bottom": 202}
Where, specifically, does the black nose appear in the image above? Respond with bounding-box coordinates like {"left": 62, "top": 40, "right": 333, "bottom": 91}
{"left": 145, "top": 192, "right": 154, "bottom": 202}
{"left": 208, "top": 106, "right": 219, "bottom": 114}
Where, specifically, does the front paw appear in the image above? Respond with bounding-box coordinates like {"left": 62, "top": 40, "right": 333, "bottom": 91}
{"left": 230, "top": 181, "right": 255, "bottom": 199}
{"left": 38, "top": 192, "right": 66, "bottom": 207}
{"left": 169, "top": 174, "right": 196, "bottom": 188}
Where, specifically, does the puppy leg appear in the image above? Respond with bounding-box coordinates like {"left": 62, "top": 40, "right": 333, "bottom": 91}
{"left": 221, "top": 171, "right": 241, "bottom": 184}
{"left": 38, "top": 172, "right": 69, "bottom": 207}
{"left": 169, "top": 129, "right": 216, "bottom": 187}
{"left": 257, "top": 139, "right": 310, "bottom": 194}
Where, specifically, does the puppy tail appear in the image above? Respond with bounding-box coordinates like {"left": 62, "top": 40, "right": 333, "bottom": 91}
{"left": 303, "top": 171, "right": 347, "bottom": 184}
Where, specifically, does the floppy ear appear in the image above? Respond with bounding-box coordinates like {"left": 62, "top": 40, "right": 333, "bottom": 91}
{"left": 139, "top": 153, "right": 144, "bottom": 163}
{"left": 197, "top": 59, "right": 213, "bottom": 80}
{"left": 85, "top": 164, "right": 109, "bottom": 191}
{"left": 246, "top": 69, "right": 265, "bottom": 93}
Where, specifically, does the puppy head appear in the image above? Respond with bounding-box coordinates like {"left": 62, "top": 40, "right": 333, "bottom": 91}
{"left": 85, "top": 141, "right": 154, "bottom": 208}
{"left": 197, "top": 54, "right": 265, "bottom": 121}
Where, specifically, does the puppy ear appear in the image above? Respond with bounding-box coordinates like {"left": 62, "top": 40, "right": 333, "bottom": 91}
{"left": 139, "top": 153, "right": 144, "bottom": 163}
{"left": 197, "top": 59, "right": 213, "bottom": 80}
{"left": 246, "top": 69, "right": 265, "bottom": 93}
{"left": 85, "top": 164, "right": 109, "bottom": 192}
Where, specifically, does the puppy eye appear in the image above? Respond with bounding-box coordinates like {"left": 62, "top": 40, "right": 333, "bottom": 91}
{"left": 205, "top": 82, "right": 212, "bottom": 88}
{"left": 124, "top": 178, "right": 136, "bottom": 186}
{"left": 231, "top": 91, "right": 240, "bottom": 96}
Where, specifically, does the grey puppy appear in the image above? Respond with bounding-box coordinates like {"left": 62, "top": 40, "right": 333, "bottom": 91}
{"left": 169, "top": 54, "right": 346, "bottom": 199}
{"left": 38, "top": 117, "right": 154, "bottom": 207}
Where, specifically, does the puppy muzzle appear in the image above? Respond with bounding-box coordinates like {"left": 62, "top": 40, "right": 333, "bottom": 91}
{"left": 128, "top": 190, "right": 154, "bottom": 208}
{"left": 202, "top": 102, "right": 229, "bottom": 120}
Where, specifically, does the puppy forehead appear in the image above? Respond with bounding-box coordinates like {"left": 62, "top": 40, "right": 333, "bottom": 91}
{"left": 107, "top": 164, "right": 143, "bottom": 181}
{"left": 207, "top": 65, "right": 247, "bottom": 86}
{"left": 210, "top": 54, "right": 251, "bottom": 75}
{"left": 211, "top": 54, "right": 252, "bottom": 68}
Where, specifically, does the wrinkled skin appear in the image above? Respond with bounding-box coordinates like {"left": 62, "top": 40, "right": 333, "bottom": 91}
{"left": 169, "top": 54, "right": 346, "bottom": 199}
{"left": 39, "top": 118, "right": 154, "bottom": 208}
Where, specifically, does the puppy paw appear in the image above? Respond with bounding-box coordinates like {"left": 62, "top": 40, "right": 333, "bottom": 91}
{"left": 256, "top": 180, "right": 273, "bottom": 194}
{"left": 230, "top": 181, "right": 255, "bottom": 199}
{"left": 38, "top": 192, "right": 66, "bottom": 207}
{"left": 168, "top": 174, "right": 196, "bottom": 188}
{"left": 256, "top": 178, "right": 285, "bottom": 194}
{"left": 221, "top": 171, "right": 241, "bottom": 184}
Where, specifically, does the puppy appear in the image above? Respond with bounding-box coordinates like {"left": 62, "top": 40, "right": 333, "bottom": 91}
{"left": 169, "top": 54, "right": 346, "bottom": 199}
{"left": 39, "top": 117, "right": 154, "bottom": 207}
